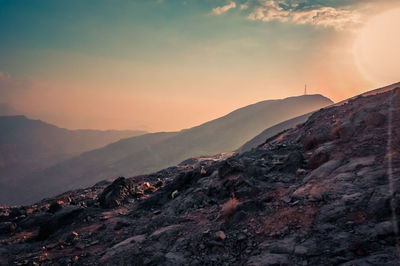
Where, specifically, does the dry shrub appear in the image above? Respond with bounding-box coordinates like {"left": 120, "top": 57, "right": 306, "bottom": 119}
{"left": 221, "top": 197, "right": 239, "bottom": 220}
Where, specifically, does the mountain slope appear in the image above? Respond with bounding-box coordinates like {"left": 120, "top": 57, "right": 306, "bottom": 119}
{"left": 6, "top": 94, "right": 332, "bottom": 205}
{"left": 0, "top": 115, "right": 146, "bottom": 189}
{"left": 1, "top": 85, "right": 399, "bottom": 265}
{"left": 237, "top": 81, "right": 400, "bottom": 154}
{"left": 237, "top": 113, "right": 311, "bottom": 153}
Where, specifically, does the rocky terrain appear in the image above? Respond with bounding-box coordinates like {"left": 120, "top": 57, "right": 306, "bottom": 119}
{"left": 14, "top": 95, "right": 331, "bottom": 206}
{"left": 0, "top": 88, "right": 400, "bottom": 265}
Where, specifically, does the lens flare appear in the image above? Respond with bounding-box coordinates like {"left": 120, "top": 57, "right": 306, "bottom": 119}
{"left": 353, "top": 8, "right": 400, "bottom": 86}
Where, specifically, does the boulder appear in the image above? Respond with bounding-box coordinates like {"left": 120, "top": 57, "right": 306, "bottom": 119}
{"left": 38, "top": 206, "right": 83, "bottom": 240}
{"left": 98, "top": 177, "right": 133, "bottom": 208}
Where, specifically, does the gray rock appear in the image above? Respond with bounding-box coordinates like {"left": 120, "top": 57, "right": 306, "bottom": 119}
{"left": 304, "top": 159, "right": 342, "bottom": 182}
{"left": 98, "top": 177, "right": 134, "bottom": 208}
{"left": 261, "top": 237, "right": 296, "bottom": 254}
{"left": 165, "top": 252, "right": 187, "bottom": 265}
{"left": 375, "top": 221, "right": 395, "bottom": 237}
{"left": 247, "top": 252, "right": 289, "bottom": 266}
{"left": 333, "top": 156, "right": 375, "bottom": 174}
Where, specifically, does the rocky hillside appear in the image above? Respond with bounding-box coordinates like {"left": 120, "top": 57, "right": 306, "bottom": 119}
{"left": 13, "top": 94, "right": 332, "bottom": 206}
{"left": 0, "top": 88, "right": 399, "bottom": 265}
{"left": 237, "top": 113, "right": 312, "bottom": 154}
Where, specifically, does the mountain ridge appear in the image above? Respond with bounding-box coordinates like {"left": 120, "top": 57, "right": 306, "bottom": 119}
{"left": 2, "top": 94, "right": 332, "bottom": 205}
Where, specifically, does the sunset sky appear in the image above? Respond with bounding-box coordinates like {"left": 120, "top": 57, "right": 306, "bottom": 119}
{"left": 0, "top": 0, "right": 399, "bottom": 131}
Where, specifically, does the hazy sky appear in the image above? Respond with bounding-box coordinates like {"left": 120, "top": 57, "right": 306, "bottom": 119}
{"left": 0, "top": 0, "right": 399, "bottom": 131}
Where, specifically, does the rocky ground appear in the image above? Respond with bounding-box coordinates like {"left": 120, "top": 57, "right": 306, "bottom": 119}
{"left": 1, "top": 88, "right": 400, "bottom": 265}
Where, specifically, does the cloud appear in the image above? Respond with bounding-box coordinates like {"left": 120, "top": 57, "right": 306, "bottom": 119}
{"left": 0, "top": 71, "right": 11, "bottom": 81}
{"left": 246, "top": 0, "right": 361, "bottom": 30}
{"left": 0, "top": 71, "right": 31, "bottom": 97}
{"left": 212, "top": 1, "right": 237, "bottom": 15}
{"left": 240, "top": 3, "right": 249, "bottom": 10}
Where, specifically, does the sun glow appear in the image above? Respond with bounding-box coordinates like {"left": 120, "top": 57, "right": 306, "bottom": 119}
{"left": 353, "top": 8, "right": 400, "bottom": 86}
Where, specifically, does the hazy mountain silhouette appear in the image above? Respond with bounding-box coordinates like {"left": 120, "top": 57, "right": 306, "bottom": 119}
{"left": 0, "top": 115, "right": 146, "bottom": 200}
{"left": 2, "top": 94, "right": 332, "bottom": 205}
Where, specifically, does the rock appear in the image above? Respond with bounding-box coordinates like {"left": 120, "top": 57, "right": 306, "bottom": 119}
{"left": 171, "top": 190, "right": 179, "bottom": 199}
{"left": 262, "top": 237, "right": 295, "bottom": 254}
{"left": 200, "top": 167, "right": 207, "bottom": 175}
{"left": 98, "top": 177, "right": 133, "bottom": 208}
{"left": 237, "top": 232, "right": 247, "bottom": 241}
{"left": 165, "top": 252, "right": 187, "bottom": 265}
{"left": 365, "top": 112, "right": 385, "bottom": 127}
{"left": 332, "top": 122, "right": 355, "bottom": 141}
{"left": 296, "top": 168, "right": 307, "bottom": 175}
{"left": 247, "top": 252, "right": 289, "bottom": 266}
{"left": 66, "top": 231, "right": 79, "bottom": 242}
{"left": 375, "top": 221, "right": 395, "bottom": 237}
{"left": 304, "top": 159, "right": 342, "bottom": 182}
{"left": 302, "top": 131, "right": 331, "bottom": 151}
{"left": 38, "top": 206, "right": 83, "bottom": 240}
{"left": 18, "top": 212, "right": 52, "bottom": 229}
{"left": 150, "top": 224, "right": 182, "bottom": 239}
{"left": 99, "top": 235, "right": 143, "bottom": 263}
{"left": 9, "top": 208, "right": 24, "bottom": 218}
{"left": 333, "top": 156, "right": 375, "bottom": 174}
{"left": 0, "top": 222, "right": 17, "bottom": 234}
{"left": 112, "top": 234, "right": 146, "bottom": 249}
{"left": 48, "top": 202, "right": 62, "bottom": 214}
{"left": 307, "top": 151, "right": 330, "bottom": 170}
{"left": 294, "top": 245, "right": 308, "bottom": 255}
{"left": 282, "top": 151, "right": 304, "bottom": 172}
{"left": 215, "top": 231, "right": 226, "bottom": 241}
{"left": 338, "top": 253, "right": 397, "bottom": 266}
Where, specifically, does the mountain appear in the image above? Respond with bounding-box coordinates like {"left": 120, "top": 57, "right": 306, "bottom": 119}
{"left": 1, "top": 85, "right": 399, "bottom": 265}
{"left": 0, "top": 115, "right": 146, "bottom": 195}
{"left": 237, "top": 113, "right": 311, "bottom": 153}
{"left": 6, "top": 94, "right": 332, "bottom": 205}
{"left": 237, "top": 81, "right": 400, "bottom": 154}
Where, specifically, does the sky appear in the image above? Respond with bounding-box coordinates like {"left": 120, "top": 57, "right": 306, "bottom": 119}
{"left": 0, "top": 0, "right": 399, "bottom": 131}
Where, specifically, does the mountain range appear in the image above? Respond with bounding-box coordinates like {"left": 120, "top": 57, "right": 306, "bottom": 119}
{"left": 0, "top": 94, "right": 332, "bottom": 205}
{"left": 0, "top": 116, "right": 146, "bottom": 203}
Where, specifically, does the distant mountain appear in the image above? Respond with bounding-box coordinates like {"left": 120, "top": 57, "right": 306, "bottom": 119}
{"left": 0, "top": 116, "right": 146, "bottom": 198}
{"left": 4, "top": 94, "right": 333, "bottom": 205}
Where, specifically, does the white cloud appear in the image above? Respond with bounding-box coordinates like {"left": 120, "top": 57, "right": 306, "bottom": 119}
{"left": 212, "top": 1, "right": 237, "bottom": 15}
{"left": 247, "top": 0, "right": 361, "bottom": 30}
{"left": 240, "top": 3, "right": 249, "bottom": 10}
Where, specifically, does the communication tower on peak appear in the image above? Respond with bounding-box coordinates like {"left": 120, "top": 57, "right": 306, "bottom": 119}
{"left": 304, "top": 84, "right": 307, "bottom": 95}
